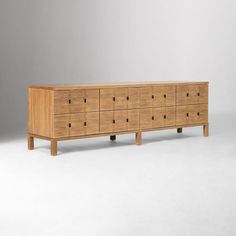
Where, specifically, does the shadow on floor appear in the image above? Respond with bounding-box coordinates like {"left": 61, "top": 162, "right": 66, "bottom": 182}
{"left": 34, "top": 132, "right": 196, "bottom": 156}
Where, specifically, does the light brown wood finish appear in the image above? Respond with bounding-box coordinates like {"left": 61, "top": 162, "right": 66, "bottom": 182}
{"left": 176, "top": 104, "right": 208, "bottom": 126}
{"left": 176, "top": 84, "right": 208, "bottom": 105}
{"left": 28, "top": 88, "right": 53, "bottom": 137}
{"left": 28, "top": 135, "right": 34, "bottom": 150}
{"left": 28, "top": 81, "right": 209, "bottom": 156}
{"left": 135, "top": 132, "right": 142, "bottom": 145}
{"left": 51, "top": 139, "right": 57, "bottom": 156}
{"left": 203, "top": 124, "right": 209, "bottom": 137}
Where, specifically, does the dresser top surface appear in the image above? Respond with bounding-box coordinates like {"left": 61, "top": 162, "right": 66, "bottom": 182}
{"left": 29, "top": 81, "right": 209, "bottom": 90}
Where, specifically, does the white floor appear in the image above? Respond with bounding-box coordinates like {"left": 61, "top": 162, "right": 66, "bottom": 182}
{"left": 0, "top": 112, "right": 236, "bottom": 236}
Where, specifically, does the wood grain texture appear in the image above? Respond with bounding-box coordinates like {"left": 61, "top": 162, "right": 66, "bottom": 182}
{"left": 176, "top": 104, "right": 208, "bottom": 126}
{"left": 29, "top": 81, "right": 209, "bottom": 90}
{"left": 28, "top": 82, "right": 209, "bottom": 155}
{"left": 28, "top": 88, "right": 53, "bottom": 138}
{"left": 176, "top": 84, "right": 208, "bottom": 105}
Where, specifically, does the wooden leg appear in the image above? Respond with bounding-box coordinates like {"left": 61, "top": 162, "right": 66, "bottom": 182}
{"left": 51, "top": 139, "right": 57, "bottom": 156}
{"left": 177, "top": 128, "right": 182, "bottom": 133}
{"left": 28, "top": 134, "right": 34, "bottom": 150}
{"left": 203, "top": 124, "right": 209, "bottom": 137}
{"left": 135, "top": 132, "right": 142, "bottom": 145}
{"left": 110, "top": 135, "right": 116, "bottom": 141}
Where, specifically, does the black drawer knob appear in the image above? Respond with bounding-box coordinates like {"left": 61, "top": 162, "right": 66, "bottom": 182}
{"left": 152, "top": 95, "right": 154, "bottom": 99}
{"left": 164, "top": 115, "right": 166, "bottom": 119}
{"left": 84, "top": 98, "right": 87, "bottom": 103}
{"left": 197, "top": 92, "right": 200, "bottom": 96}
{"left": 113, "top": 97, "right": 115, "bottom": 102}
{"left": 68, "top": 123, "right": 71, "bottom": 128}
{"left": 68, "top": 99, "right": 71, "bottom": 104}
{"left": 186, "top": 93, "right": 189, "bottom": 97}
{"left": 127, "top": 96, "right": 129, "bottom": 101}
{"left": 186, "top": 113, "right": 189, "bottom": 117}
{"left": 126, "top": 118, "right": 129, "bottom": 122}
{"left": 164, "top": 94, "right": 166, "bottom": 98}
{"left": 84, "top": 122, "right": 87, "bottom": 126}
{"left": 113, "top": 119, "right": 115, "bottom": 123}
{"left": 197, "top": 112, "right": 200, "bottom": 116}
{"left": 152, "top": 116, "right": 154, "bottom": 120}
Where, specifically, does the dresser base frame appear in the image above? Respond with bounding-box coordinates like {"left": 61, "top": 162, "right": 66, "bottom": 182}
{"left": 28, "top": 123, "right": 209, "bottom": 156}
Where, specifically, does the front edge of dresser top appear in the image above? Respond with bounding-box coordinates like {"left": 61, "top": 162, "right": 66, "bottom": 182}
{"left": 28, "top": 81, "right": 209, "bottom": 156}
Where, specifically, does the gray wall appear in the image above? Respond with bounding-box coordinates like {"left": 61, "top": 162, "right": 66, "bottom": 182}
{"left": 1, "top": 0, "right": 236, "bottom": 137}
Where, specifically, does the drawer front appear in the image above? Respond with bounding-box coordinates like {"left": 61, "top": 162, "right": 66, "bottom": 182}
{"left": 70, "top": 90, "right": 85, "bottom": 113}
{"left": 54, "top": 89, "right": 99, "bottom": 114}
{"left": 176, "top": 104, "right": 208, "bottom": 125}
{"left": 114, "top": 110, "right": 128, "bottom": 132}
{"left": 99, "top": 109, "right": 139, "bottom": 133}
{"left": 54, "top": 91, "right": 70, "bottom": 114}
{"left": 114, "top": 88, "right": 128, "bottom": 110}
{"left": 140, "top": 108, "right": 153, "bottom": 129}
{"left": 100, "top": 111, "right": 113, "bottom": 133}
{"left": 127, "top": 109, "right": 139, "bottom": 131}
{"left": 100, "top": 89, "right": 114, "bottom": 111}
{"left": 70, "top": 112, "right": 99, "bottom": 136}
{"left": 177, "top": 85, "right": 208, "bottom": 105}
{"left": 70, "top": 89, "right": 99, "bottom": 113}
{"left": 85, "top": 90, "right": 99, "bottom": 112}
{"left": 153, "top": 86, "right": 175, "bottom": 107}
{"left": 152, "top": 106, "right": 175, "bottom": 128}
{"left": 70, "top": 113, "right": 86, "bottom": 136}
{"left": 54, "top": 114, "right": 70, "bottom": 138}
{"left": 100, "top": 88, "right": 139, "bottom": 111}
{"left": 86, "top": 112, "right": 99, "bottom": 135}
{"left": 128, "top": 88, "right": 140, "bottom": 109}
{"left": 140, "top": 87, "right": 152, "bottom": 108}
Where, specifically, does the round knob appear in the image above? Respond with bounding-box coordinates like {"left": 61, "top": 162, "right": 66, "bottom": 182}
{"left": 186, "top": 93, "right": 189, "bottom": 97}
{"left": 186, "top": 113, "right": 189, "bottom": 117}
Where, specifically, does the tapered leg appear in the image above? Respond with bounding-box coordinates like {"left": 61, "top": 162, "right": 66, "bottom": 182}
{"left": 135, "top": 132, "right": 142, "bottom": 145}
{"left": 28, "top": 134, "right": 34, "bottom": 150}
{"left": 51, "top": 139, "right": 57, "bottom": 156}
{"left": 110, "top": 135, "right": 116, "bottom": 141}
{"left": 177, "top": 128, "right": 182, "bottom": 133}
{"left": 203, "top": 124, "right": 209, "bottom": 137}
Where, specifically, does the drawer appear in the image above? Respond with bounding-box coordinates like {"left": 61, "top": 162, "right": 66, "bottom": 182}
{"left": 152, "top": 86, "right": 175, "bottom": 107}
{"left": 99, "top": 109, "right": 140, "bottom": 133}
{"left": 140, "top": 86, "right": 175, "bottom": 108}
{"left": 70, "top": 89, "right": 99, "bottom": 112}
{"left": 100, "top": 88, "right": 140, "bottom": 111}
{"left": 140, "top": 107, "right": 175, "bottom": 129}
{"left": 54, "top": 112, "right": 99, "bottom": 138}
{"left": 54, "top": 89, "right": 99, "bottom": 114}
{"left": 176, "top": 104, "right": 208, "bottom": 126}
{"left": 70, "top": 112, "right": 99, "bottom": 136}
{"left": 54, "top": 91, "right": 70, "bottom": 114}
{"left": 176, "top": 84, "right": 208, "bottom": 105}
{"left": 152, "top": 106, "right": 175, "bottom": 128}
{"left": 54, "top": 114, "right": 70, "bottom": 138}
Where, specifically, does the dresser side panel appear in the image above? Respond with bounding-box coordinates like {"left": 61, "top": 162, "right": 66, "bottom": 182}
{"left": 28, "top": 88, "right": 53, "bottom": 138}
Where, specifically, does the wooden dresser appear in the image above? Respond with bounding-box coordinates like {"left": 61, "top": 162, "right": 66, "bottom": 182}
{"left": 28, "top": 82, "right": 209, "bottom": 156}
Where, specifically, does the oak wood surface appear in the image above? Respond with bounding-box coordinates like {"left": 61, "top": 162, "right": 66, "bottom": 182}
{"left": 28, "top": 81, "right": 209, "bottom": 155}
{"left": 29, "top": 81, "right": 209, "bottom": 90}
{"left": 28, "top": 88, "right": 53, "bottom": 137}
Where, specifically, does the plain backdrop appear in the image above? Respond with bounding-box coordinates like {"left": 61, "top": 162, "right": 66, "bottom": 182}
{"left": 0, "top": 0, "right": 236, "bottom": 137}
